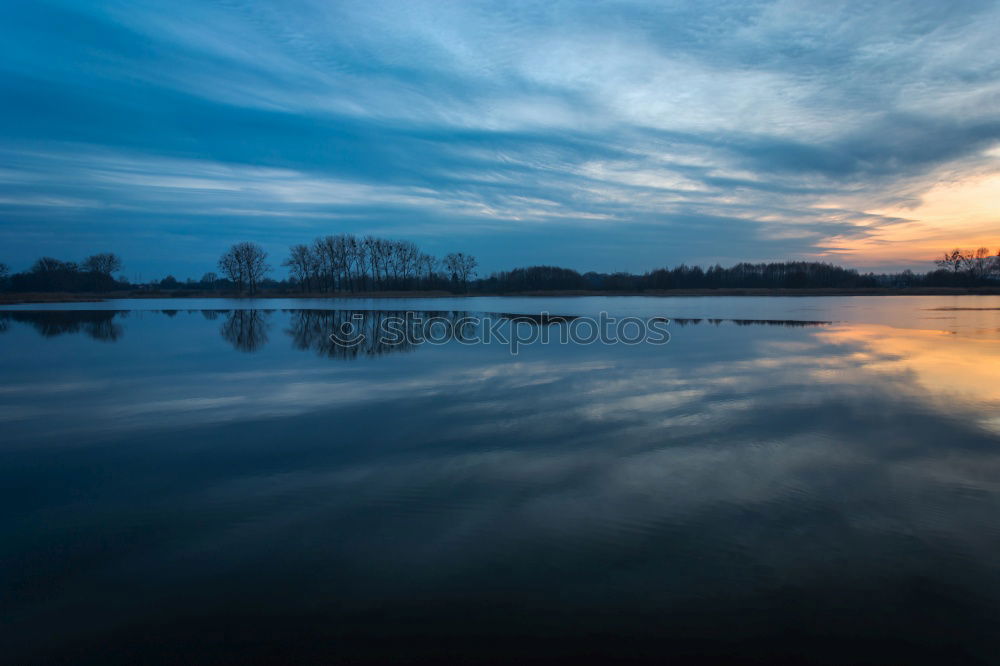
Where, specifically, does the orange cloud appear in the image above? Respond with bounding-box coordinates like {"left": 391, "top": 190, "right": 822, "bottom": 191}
{"left": 814, "top": 171, "right": 1000, "bottom": 268}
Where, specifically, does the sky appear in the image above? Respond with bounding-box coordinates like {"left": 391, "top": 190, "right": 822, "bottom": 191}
{"left": 1, "top": 0, "right": 999, "bottom": 279}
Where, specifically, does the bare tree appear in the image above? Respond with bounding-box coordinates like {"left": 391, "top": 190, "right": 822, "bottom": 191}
{"left": 396, "top": 240, "right": 420, "bottom": 283}
{"left": 313, "top": 235, "right": 350, "bottom": 292}
{"left": 82, "top": 252, "right": 123, "bottom": 276}
{"left": 32, "top": 257, "right": 72, "bottom": 273}
{"left": 240, "top": 243, "right": 271, "bottom": 294}
{"left": 443, "top": 252, "right": 477, "bottom": 290}
{"left": 0, "top": 262, "right": 8, "bottom": 281}
{"left": 347, "top": 234, "right": 365, "bottom": 291}
{"left": 311, "top": 237, "right": 332, "bottom": 291}
{"left": 934, "top": 248, "right": 965, "bottom": 274}
{"left": 362, "top": 236, "right": 380, "bottom": 288}
{"left": 219, "top": 242, "right": 271, "bottom": 294}
{"left": 282, "top": 244, "right": 313, "bottom": 292}
{"left": 965, "top": 247, "right": 994, "bottom": 281}
{"left": 363, "top": 235, "right": 391, "bottom": 289}
{"left": 418, "top": 253, "right": 438, "bottom": 283}
{"left": 218, "top": 250, "right": 243, "bottom": 291}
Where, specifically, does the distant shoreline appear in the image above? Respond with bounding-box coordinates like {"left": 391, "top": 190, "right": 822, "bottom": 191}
{"left": 4, "top": 286, "right": 1000, "bottom": 305}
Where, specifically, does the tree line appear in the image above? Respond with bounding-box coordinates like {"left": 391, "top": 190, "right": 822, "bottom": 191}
{"left": 2, "top": 244, "right": 999, "bottom": 294}
{"left": 480, "top": 262, "right": 881, "bottom": 292}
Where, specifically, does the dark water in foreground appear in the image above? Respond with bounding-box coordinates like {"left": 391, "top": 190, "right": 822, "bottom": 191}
{"left": 2, "top": 297, "right": 1000, "bottom": 664}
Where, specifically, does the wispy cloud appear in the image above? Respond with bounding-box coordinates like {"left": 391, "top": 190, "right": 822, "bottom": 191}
{"left": 2, "top": 0, "right": 999, "bottom": 275}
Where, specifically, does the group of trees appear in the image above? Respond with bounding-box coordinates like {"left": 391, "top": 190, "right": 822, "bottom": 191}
{"left": 644, "top": 261, "right": 879, "bottom": 290}
{"left": 1, "top": 253, "right": 125, "bottom": 292}
{"left": 929, "top": 248, "right": 1000, "bottom": 285}
{"left": 154, "top": 273, "right": 244, "bottom": 291}
{"left": 278, "top": 235, "right": 478, "bottom": 292}
{"left": 479, "top": 266, "right": 587, "bottom": 292}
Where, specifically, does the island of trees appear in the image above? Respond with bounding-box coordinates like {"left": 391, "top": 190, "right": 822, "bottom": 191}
{"left": 2, "top": 239, "right": 999, "bottom": 297}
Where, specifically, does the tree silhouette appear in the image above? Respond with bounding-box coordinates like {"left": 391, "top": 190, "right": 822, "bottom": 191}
{"left": 82, "top": 252, "right": 122, "bottom": 276}
{"left": 219, "top": 242, "right": 271, "bottom": 294}
{"left": 444, "top": 252, "right": 478, "bottom": 291}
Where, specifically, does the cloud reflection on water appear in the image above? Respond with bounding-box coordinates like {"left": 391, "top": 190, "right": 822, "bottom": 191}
{"left": 2, "top": 307, "right": 1000, "bottom": 663}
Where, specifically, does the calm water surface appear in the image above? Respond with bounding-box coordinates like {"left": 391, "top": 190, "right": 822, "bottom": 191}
{"left": 2, "top": 296, "right": 1000, "bottom": 664}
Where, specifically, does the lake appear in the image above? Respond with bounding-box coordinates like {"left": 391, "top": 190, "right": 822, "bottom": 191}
{"left": 2, "top": 296, "right": 1000, "bottom": 664}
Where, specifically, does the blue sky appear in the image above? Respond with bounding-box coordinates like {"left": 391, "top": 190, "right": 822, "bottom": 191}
{"left": 2, "top": 0, "right": 1000, "bottom": 279}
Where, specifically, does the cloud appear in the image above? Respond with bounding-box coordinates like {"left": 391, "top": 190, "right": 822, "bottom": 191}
{"left": 1, "top": 0, "right": 1000, "bottom": 275}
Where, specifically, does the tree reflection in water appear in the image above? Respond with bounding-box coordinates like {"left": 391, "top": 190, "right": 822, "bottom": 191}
{"left": 219, "top": 309, "right": 271, "bottom": 353}
{"left": 0, "top": 310, "right": 126, "bottom": 341}
{"left": 0, "top": 309, "right": 833, "bottom": 355}
{"left": 285, "top": 309, "right": 477, "bottom": 359}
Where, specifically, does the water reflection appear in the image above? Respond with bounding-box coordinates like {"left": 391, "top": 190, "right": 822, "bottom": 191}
{"left": 817, "top": 323, "right": 1000, "bottom": 431}
{"left": 219, "top": 309, "right": 271, "bottom": 353}
{"left": 672, "top": 317, "right": 830, "bottom": 327}
{"left": 2, "top": 305, "right": 1000, "bottom": 664}
{"left": 0, "top": 310, "right": 126, "bottom": 341}
{"left": 0, "top": 309, "right": 833, "bottom": 355}
{"left": 286, "top": 309, "right": 479, "bottom": 359}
